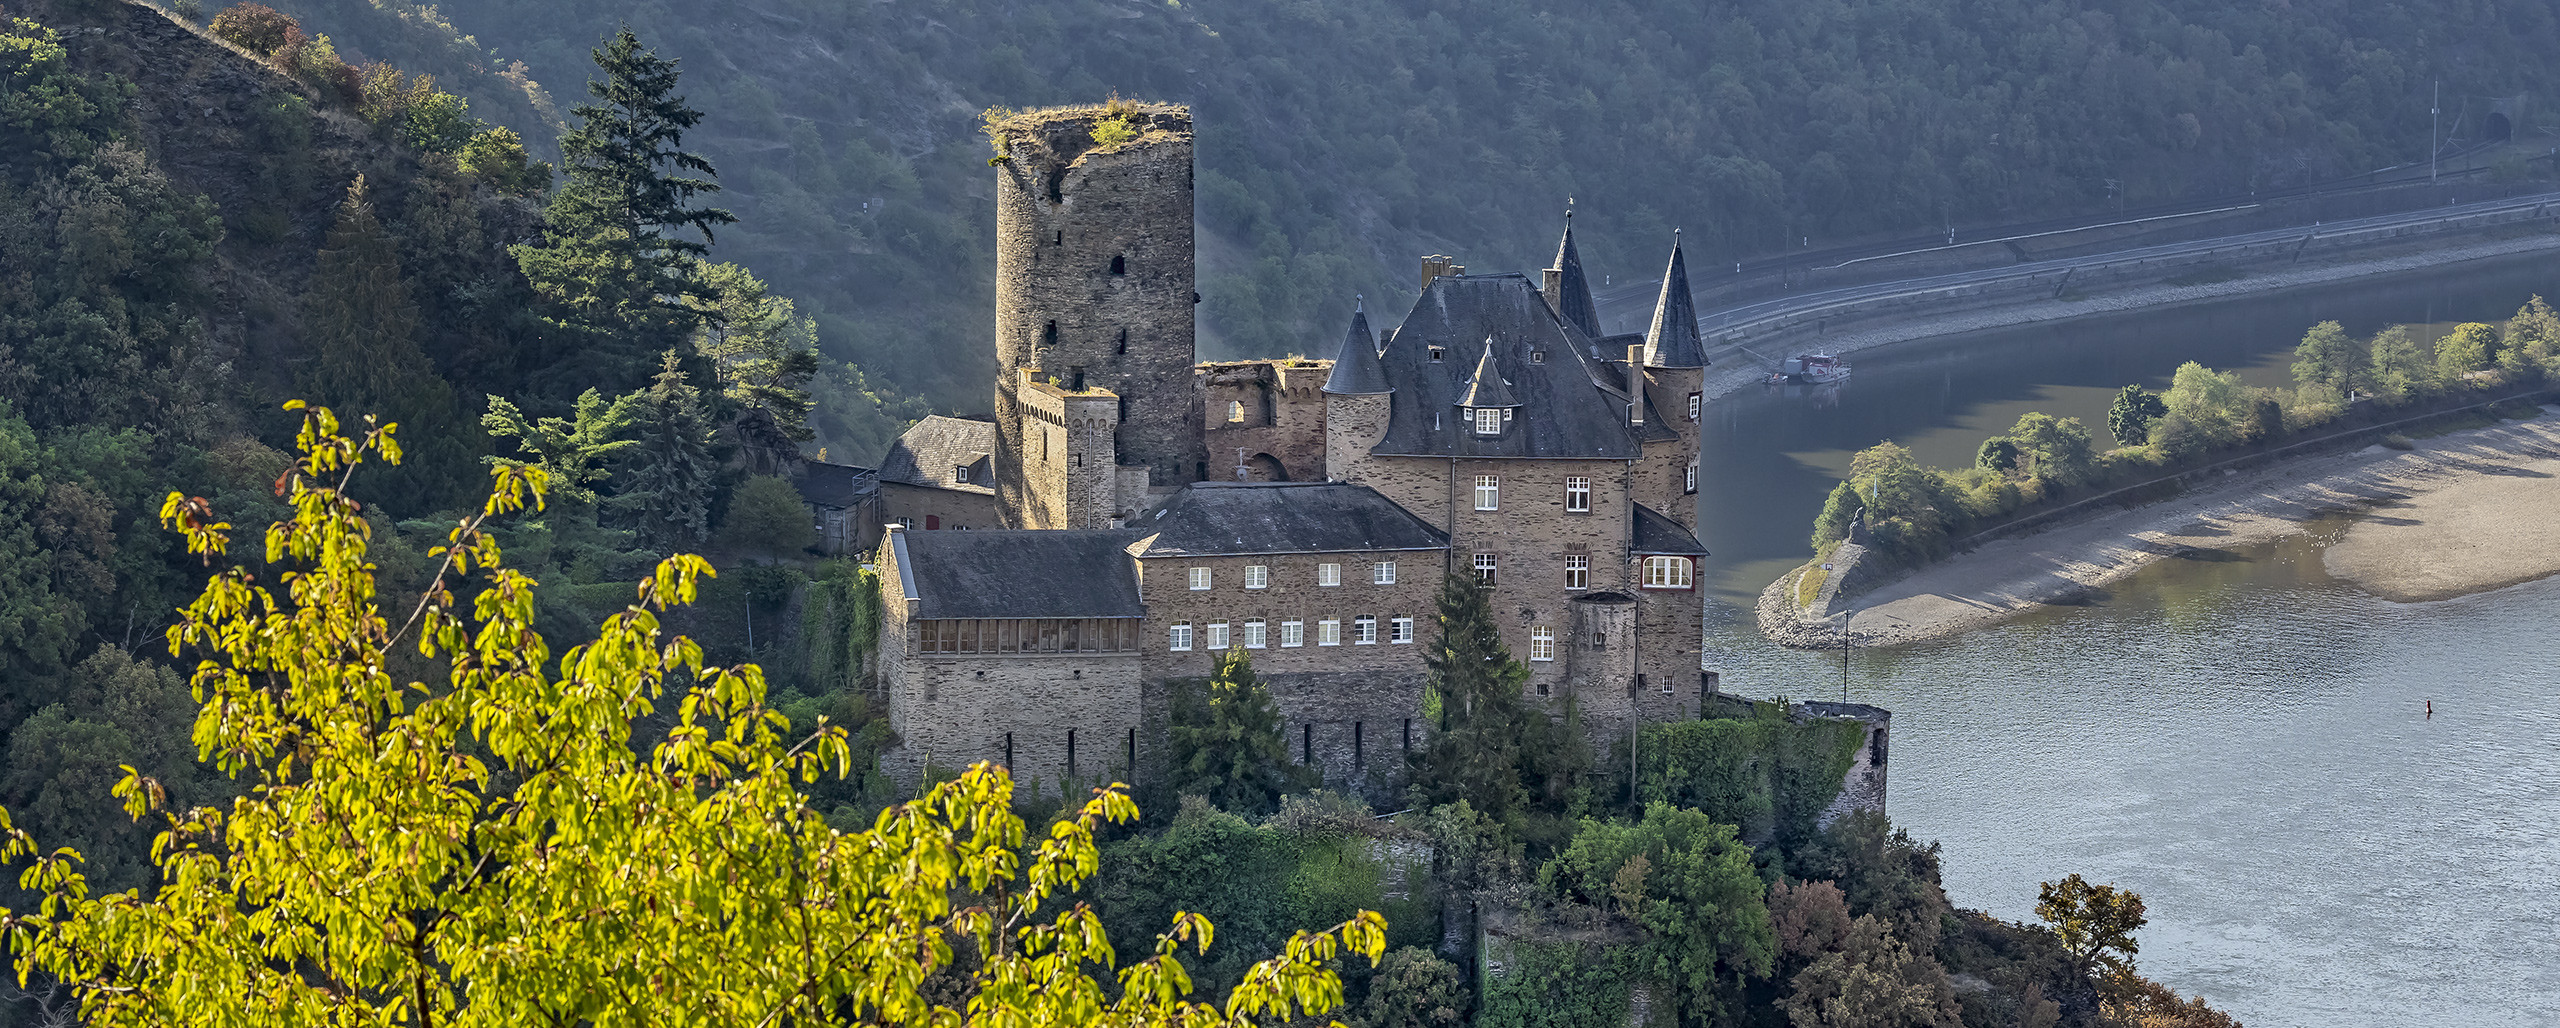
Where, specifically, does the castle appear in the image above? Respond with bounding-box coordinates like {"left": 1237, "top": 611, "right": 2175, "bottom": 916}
{"left": 863, "top": 102, "right": 1719, "bottom": 791}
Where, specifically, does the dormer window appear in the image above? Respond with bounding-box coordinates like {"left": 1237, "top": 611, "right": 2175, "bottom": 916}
{"left": 953, "top": 465, "right": 970, "bottom": 483}
{"left": 1429, "top": 346, "right": 1447, "bottom": 362}
{"left": 1472, "top": 408, "right": 1502, "bottom": 435}
{"left": 1531, "top": 350, "right": 1546, "bottom": 364}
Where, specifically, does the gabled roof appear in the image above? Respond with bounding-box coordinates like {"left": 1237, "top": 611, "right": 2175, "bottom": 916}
{"left": 1321, "top": 304, "right": 1392, "bottom": 395}
{"left": 1454, "top": 338, "right": 1522, "bottom": 408}
{"left": 1643, "top": 235, "right": 1710, "bottom": 369}
{"left": 793, "top": 461, "right": 876, "bottom": 509}
{"left": 1132, "top": 482, "right": 1448, "bottom": 558}
{"left": 1370, "top": 274, "right": 1640, "bottom": 459}
{"left": 890, "top": 528, "right": 1143, "bottom": 619}
{"left": 1632, "top": 502, "right": 1709, "bottom": 556}
{"left": 879, "top": 415, "right": 996, "bottom": 494}
{"left": 1548, "top": 214, "right": 1602, "bottom": 339}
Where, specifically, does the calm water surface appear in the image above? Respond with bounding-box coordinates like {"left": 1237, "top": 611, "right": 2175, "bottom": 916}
{"left": 1690, "top": 258, "right": 2560, "bottom": 1027}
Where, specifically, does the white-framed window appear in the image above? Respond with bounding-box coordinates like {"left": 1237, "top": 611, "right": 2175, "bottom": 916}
{"left": 1390, "top": 617, "right": 1415, "bottom": 644}
{"left": 1474, "top": 474, "right": 1499, "bottom": 510}
{"left": 1245, "top": 565, "right": 1269, "bottom": 589}
{"left": 1685, "top": 461, "right": 1697, "bottom": 495}
{"left": 954, "top": 465, "right": 971, "bottom": 483}
{"left": 1281, "top": 621, "right": 1304, "bottom": 647}
{"left": 1207, "top": 622, "right": 1230, "bottom": 650}
{"left": 1242, "top": 621, "right": 1267, "bottom": 648}
{"left": 1472, "top": 552, "right": 1497, "bottom": 585}
{"left": 1564, "top": 555, "right": 1588, "bottom": 590}
{"left": 1317, "top": 562, "right": 1341, "bottom": 586}
{"left": 1643, "top": 556, "right": 1694, "bottom": 589}
{"left": 1372, "top": 561, "right": 1396, "bottom": 585}
{"left": 1168, "top": 623, "right": 1193, "bottom": 651}
{"left": 1318, "top": 619, "right": 1341, "bottom": 646}
{"left": 1688, "top": 392, "right": 1702, "bottom": 420}
{"left": 1353, "top": 616, "right": 1378, "bottom": 645}
{"left": 1188, "top": 567, "right": 1212, "bottom": 591}
{"left": 1529, "top": 626, "right": 1555, "bottom": 661}
{"left": 1473, "top": 407, "right": 1502, "bottom": 435}
{"left": 1565, "top": 476, "right": 1590, "bottom": 512}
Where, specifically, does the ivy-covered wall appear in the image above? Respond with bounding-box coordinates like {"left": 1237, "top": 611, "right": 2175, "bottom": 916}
{"left": 1632, "top": 703, "right": 1867, "bottom": 845}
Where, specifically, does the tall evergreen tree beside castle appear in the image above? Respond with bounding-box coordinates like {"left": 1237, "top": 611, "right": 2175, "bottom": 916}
{"left": 1411, "top": 575, "right": 1582, "bottom": 825}
{"left": 1166, "top": 647, "right": 1307, "bottom": 816}
{"left": 616, "top": 351, "right": 718, "bottom": 548}
{"left": 513, "top": 26, "right": 733, "bottom": 397}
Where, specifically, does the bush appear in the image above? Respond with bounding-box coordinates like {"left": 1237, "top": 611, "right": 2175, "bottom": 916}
{"left": 207, "top": 2, "right": 293, "bottom": 55}
{"left": 458, "top": 126, "right": 551, "bottom": 194}
{"left": 168, "top": 0, "right": 202, "bottom": 22}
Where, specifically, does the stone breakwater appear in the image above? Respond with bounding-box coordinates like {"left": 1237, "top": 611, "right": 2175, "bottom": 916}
{"left": 1759, "top": 408, "right": 2560, "bottom": 647}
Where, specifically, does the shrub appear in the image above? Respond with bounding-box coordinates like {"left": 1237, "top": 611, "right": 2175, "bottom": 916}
{"left": 168, "top": 0, "right": 202, "bottom": 21}
{"left": 458, "top": 126, "right": 552, "bottom": 194}
{"left": 207, "top": 2, "right": 293, "bottom": 55}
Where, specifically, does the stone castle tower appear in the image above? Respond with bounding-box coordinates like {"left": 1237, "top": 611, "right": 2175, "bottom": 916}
{"left": 989, "top": 103, "right": 1204, "bottom": 528}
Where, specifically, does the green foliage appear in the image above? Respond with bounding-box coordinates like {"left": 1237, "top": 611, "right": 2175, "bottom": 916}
{"left": 2, "top": 16, "right": 132, "bottom": 162}
{"left": 2036, "top": 873, "right": 2147, "bottom": 984}
{"left": 720, "top": 472, "right": 816, "bottom": 561}
{"left": 2434, "top": 321, "right": 2500, "bottom": 385}
{"left": 691, "top": 261, "right": 823, "bottom": 474}
{"left": 1090, "top": 112, "right": 1140, "bottom": 148}
{"left": 2367, "top": 325, "right": 2432, "bottom": 404}
{"left": 1410, "top": 574, "right": 1586, "bottom": 827}
{"left": 0, "top": 405, "right": 109, "bottom": 725}
{"left": 1167, "top": 647, "right": 1313, "bottom": 817}
{"left": 301, "top": 174, "right": 476, "bottom": 512}
{"left": 0, "top": 406, "right": 1387, "bottom": 1023}
{"left": 208, "top": 2, "right": 295, "bottom": 54}
{"left": 2001, "top": 412, "right": 2095, "bottom": 489}
{"left": 2290, "top": 319, "right": 2360, "bottom": 393}
{"left": 1474, "top": 938, "right": 1642, "bottom": 1028}
{"left": 615, "top": 351, "right": 719, "bottom": 547}
{"left": 1972, "top": 437, "right": 2018, "bottom": 475}
{"left": 1789, "top": 812, "right": 1953, "bottom": 958}
{"left": 1, "top": 646, "right": 226, "bottom": 898}
{"left": 481, "top": 388, "right": 634, "bottom": 502}
{"left": 457, "top": 125, "right": 552, "bottom": 193}
{"left": 511, "top": 27, "right": 735, "bottom": 393}
{"left": 1835, "top": 442, "right": 1962, "bottom": 565}
{"left": 2106, "top": 384, "right": 2168, "bottom": 446}
{"left": 1776, "top": 912, "right": 1964, "bottom": 1028}
{"left": 2502, "top": 295, "right": 2560, "bottom": 377}
{"left": 1542, "top": 803, "right": 1778, "bottom": 1026}
{"left": 1633, "top": 707, "right": 1864, "bottom": 845}
{"left": 2156, "top": 361, "right": 2253, "bottom": 455}
{"left": 1350, "top": 947, "right": 1472, "bottom": 1028}
{"left": 1809, "top": 480, "right": 1862, "bottom": 549}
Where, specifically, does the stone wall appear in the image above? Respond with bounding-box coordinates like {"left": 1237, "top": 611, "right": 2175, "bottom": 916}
{"left": 1200, "top": 359, "right": 1331, "bottom": 482}
{"left": 992, "top": 103, "right": 1203, "bottom": 527}
{"left": 1016, "top": 374, "right": 1127, "bottom": 528}
{"left": 877, "top": 481, "right": 1001, "bottom": 533}
{"left": 1795, "top": 701, "right": 1891, "bottom": 829}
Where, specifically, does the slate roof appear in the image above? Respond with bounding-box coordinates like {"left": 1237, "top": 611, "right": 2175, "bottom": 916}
{"left": 793, "top": 461, "right": 876, "bottom": 509}
{"left": 1548, "top": 215, "right": 1602, "bottom": 339}
{"left": 1643, "top": 236, "right": 1710, "bottom": 369}
{"left": 1631, "top": 503, "right": 1710, "bottom": 556}
{"left": 890, "top": 528, "right": 1144, "bottom": 619}
{"left": 879, "top": 415, "right": 996, "bottom": 494}
{"left": 1454, "top": 339, "right": 1523, "bottom": 408}
{"left": 1371, "top": 274, "right": 1642, "bottom": 460}
{"left": 1322, "top": 305, "right": 1392, "bottom": 395}
{"left": 1132, "top": 482, "right": 1448, "bottom": 557}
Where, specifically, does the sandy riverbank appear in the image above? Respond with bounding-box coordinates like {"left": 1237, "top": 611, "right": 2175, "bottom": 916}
{"left": 1762, "top": 408, "right": 2560, "bottom": 647}
{"left": 1695, "top": 231, "right": 2560, "bottom": 402}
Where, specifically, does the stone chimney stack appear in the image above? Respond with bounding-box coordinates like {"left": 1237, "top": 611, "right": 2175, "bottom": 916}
{"left": 1626, "top": 345, "right": 1646, "bottom": 426}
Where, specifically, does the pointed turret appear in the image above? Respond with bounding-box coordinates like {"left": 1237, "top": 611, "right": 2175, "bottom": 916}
{"left": 1322, "top": 300, "right": 1393, "bottom": 395}
{"left": 1455, "top": 337, "right": 1522, "bottom": 409}
{"left": 1543, "top": 206, "right": 1603, "bottom": 339}
{"left": 1642, "top": 232, "right": 1709, "bottom": 369}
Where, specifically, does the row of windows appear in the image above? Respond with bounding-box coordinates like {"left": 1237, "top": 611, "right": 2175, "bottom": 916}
{"left": 1168, "top": 616, "right": 1415, "bottom": 650}
{"left": 1190, "top": 561, "right": 1397, "bottom": 590}
{"left": 1463, "top": 554, "right": 1693, "bottom": 590}
{"left": 1467, "top": 472, "right": 1691, "bottom": 511}
{"left": 915, "top": 618, "right": 1141, "bottom": 654}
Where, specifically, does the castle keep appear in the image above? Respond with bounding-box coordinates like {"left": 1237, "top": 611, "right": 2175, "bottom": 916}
{"left": 871, "top": 102, "right": 1722, "bottom": 790}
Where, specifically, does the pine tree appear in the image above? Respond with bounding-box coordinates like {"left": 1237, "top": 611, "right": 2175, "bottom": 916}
{"left": 1166, "top": 646, "right": 1308, "bottom": 815}
{"left": 2105, "top": 384, "right": 2167, "bottom": 446}
{"left": 512, "top": 26, "right": 734, "bottom": 393}
{"left": 302, "top": 175, "right": 472, "bottom": 511}
{"left": 692, "top": 262, "right": 821, "bottom": 474}
{"left": 616, "top": 350, "right": 718, "bottom": 548}
{"left": 1411, "top": 574, "right": 1543, "bottom": 821}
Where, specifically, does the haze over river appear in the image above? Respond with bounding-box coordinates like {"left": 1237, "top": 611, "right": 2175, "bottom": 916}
{"left": 1680, "top": 258, "right": 2560, "bottom": 1027}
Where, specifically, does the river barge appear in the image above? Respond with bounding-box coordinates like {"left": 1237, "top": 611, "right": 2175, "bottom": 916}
{"left": 1771, "top": 354, "right": 1851, "bottom": 385}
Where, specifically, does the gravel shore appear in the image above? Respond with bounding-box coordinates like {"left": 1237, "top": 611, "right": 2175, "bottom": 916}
{"left": 1768, "top": 409, "right": 2560, "bottom": 647}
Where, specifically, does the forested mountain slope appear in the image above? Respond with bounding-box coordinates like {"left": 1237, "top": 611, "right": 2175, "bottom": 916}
{"left": 264, "top": 0, "right": 2560, "bottom": 410}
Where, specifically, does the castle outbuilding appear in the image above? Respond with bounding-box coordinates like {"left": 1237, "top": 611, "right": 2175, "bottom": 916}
{"left": 872, "top": 101, "right": 1715, "bottom": 791}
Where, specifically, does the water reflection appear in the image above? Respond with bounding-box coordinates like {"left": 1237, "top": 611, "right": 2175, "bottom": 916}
{"left": 1696, "top": 256, "right": 2560, "bottom": 1027}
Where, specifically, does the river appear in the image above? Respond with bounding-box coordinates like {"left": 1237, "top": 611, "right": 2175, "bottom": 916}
{"left": 1685, "top": 256, "right": 2560, "bottom": 1027}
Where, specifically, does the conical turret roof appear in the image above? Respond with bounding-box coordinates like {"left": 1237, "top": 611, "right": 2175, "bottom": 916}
{"left": 1455, "top": 337, "right": 1522, "bottom": 408}
{"left": 1321, "top": 301, "right": 1392, "bottom": 395}
{"left": 1548, "top": 213, "right": 1602, "bottom": 339}
{"left": 1642, "top": 233, "right": 1709, "bottom": 368}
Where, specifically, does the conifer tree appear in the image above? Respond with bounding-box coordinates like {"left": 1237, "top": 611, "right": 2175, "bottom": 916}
{"left": 616, "top": 350, "right": 718, "bottom": 548}
{"left": 1167, "top": 646, "right": 1309, "bottom": 815}
{"left": 2105, "top": 385, "right": 2167, "bottom": 446}
{"left": 692, "top": 262, "right": 821, "bottom": 474}
{"left": 1410, "top": 574, "right": 1565, "bottom": 822}
{"left": 302, "top": 175, "right": 471, "bottom": 510}
{"left": 512, "top": 26, "right": 734, "bottom": 392}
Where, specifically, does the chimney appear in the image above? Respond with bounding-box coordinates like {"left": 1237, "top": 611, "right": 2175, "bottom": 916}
{"left": 1420, "top": 255, "right": 1465, "bottom": 284}
{"left": 1542, "top": 267, "right": 1564, "bottom": 309}
{"left": 1626, "top": 345, "right": 1646, "bottom": 426}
